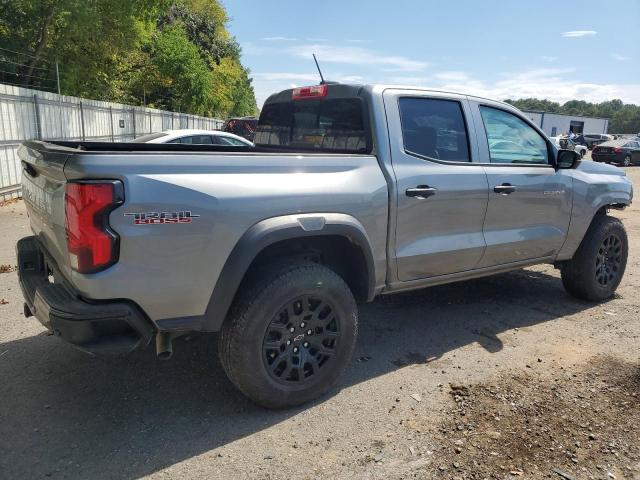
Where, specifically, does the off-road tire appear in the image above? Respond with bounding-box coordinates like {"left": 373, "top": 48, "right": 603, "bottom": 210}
{"left": 218, "top": 262, "right": 358, "bottom": 409}
{"left": 561, "top": 215, "right": 628, "bottom": 301}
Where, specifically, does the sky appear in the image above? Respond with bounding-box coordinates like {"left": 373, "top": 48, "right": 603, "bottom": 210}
{"left": 223, "top": 0, "right": 640, "bottom": 108}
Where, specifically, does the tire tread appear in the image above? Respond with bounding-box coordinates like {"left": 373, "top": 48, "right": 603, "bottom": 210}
{"left": 218, "top": 261, "right": 357, "bottom": 408}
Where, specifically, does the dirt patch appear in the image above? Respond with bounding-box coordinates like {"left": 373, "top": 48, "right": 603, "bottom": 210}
{"left": 0, "top": 264, "right": 16, "bottom": 274}
{"left": 0, "top": 197, "right": 22, "bottom": 208}
{"left": 431, "top": 357, "right": 639, "bottom": 479}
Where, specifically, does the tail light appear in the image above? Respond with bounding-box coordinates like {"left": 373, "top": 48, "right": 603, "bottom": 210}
{"left": 65, "top": 181, "right": 124, "bottom": 273}
{"left": 292, "top": 84, "right": 327, "bottom": 100}
{"left": 614, "top": 147, "right": 622, "bottom": 154}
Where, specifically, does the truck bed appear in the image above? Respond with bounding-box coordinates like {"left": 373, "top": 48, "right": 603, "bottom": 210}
{"left": 36, "top": 140, "right": 370, "bottom": 156}
{"left": 18, "top": 139, "right": 389, "bottom": 332}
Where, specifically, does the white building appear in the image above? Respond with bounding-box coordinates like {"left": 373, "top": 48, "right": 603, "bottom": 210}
{"left": 522, "top": 110, "right": 609, "bottom": 137}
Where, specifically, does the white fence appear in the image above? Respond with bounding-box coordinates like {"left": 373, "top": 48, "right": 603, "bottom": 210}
{"left": 0, "top": 83, "right": 224, "bottom": 201}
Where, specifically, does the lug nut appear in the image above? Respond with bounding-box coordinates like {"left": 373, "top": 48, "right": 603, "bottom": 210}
{"left": 286, "top": 340, "right": 291, "bottom": 345}
{"left": 293, "top": 347, "right": 299, "bottom": 353}
{"left": 303, "top": 342, "right": 309, "bottom": 348}
{"left": 307, "top": 329, "right": 312, "bottom": 335}
{"left": 300, "top": 322, "right": 306, "bottom": 328}
{"left": 289, "top": 327, "right": 295, "bottom": 333}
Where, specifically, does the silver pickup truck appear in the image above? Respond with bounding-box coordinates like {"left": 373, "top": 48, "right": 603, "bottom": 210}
{"left": 17, "top": 83, "right": 633, "bottom": 408}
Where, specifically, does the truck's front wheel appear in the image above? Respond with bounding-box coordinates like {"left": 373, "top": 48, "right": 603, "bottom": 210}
{"left": 218, "top": 262, "right": 358, "bottom": 409}
{"left": 561, "top": 215, "right": 628, "bottom": 301}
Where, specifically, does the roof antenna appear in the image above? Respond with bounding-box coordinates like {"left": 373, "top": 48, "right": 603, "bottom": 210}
{"left": 313, "top": 54, "right": 326, "bottom": 85}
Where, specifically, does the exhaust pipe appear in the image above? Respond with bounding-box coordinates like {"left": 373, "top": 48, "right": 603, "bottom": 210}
{"left": 155, "top": 332, "right": 174, "bottom": 360}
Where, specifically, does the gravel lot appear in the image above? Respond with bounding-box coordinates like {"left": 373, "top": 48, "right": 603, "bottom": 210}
{"left": 0, "top": 166, "right": 638, "bottom": 480}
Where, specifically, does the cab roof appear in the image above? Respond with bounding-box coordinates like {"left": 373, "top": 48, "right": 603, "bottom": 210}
{"left": 263, "top": 83, "right": 517, "bottom": 111}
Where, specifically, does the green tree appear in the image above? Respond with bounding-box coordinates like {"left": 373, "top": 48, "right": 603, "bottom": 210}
{"left": 0, "top": 0, "right": 257, "bottom": 118}
{"left": 148, "top": 24, "right": 214, "bottom": 114}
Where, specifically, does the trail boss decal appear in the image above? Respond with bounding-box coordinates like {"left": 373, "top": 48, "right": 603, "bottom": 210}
{"left": 124, "top": 211, "right": 200, "bottom": 225}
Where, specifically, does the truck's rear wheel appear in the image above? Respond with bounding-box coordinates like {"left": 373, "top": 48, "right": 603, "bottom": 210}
{"left": 218, "top": 262, "right": 358, "bottom": 408}
{"left": 561, "top": 215, "right": 628, "bottom": 301}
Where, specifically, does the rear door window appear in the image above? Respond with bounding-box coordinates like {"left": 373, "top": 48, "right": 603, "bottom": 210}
{"left": 255, "top": 98, "right": 368, "bottom": 152}
{"left": 398, "top": 97, "right": 470, "bottom": 162}
{"left": 215, "top": 136, "right": 247, "bottom": 146}
{"left": 479, "top": 106, "right": 549, "bottom": 165}
{"left": 192, "top": 135, "right": 213, "bottom": 144}
{"left": 171, "top": 135, "right": 213, "bottom": 144}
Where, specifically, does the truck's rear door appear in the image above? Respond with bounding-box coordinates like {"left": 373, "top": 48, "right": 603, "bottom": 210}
{"left": 383, "top": 88, "right": 489, "bottom": 281}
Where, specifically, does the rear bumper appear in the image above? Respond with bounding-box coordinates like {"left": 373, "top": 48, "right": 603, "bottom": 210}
{"left": 17, "top": 236, "right": 154, "bottom": 355}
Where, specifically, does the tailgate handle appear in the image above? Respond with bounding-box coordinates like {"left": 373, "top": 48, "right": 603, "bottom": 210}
{"left": 21, "top": 161, "right": 37, "bottom": 178}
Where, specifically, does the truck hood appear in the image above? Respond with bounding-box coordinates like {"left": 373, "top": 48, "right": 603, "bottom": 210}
{"left": 576, "top": 160, "right": 626, "bottom": 177}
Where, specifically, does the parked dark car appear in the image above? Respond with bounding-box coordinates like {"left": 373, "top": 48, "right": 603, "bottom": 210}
{"left": 583, "top": 133, "right": 613, "bottom": 149}
{"left": 223, "top": 117, "right": 258, "bottom": 141}
{"left": 592, "top": 139, "right": 640, "bottom": 166}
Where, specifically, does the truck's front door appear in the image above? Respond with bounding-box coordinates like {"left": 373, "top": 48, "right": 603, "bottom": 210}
{"left": 383, "top": 90, "right": 489, "bottom": 281}
{"left": 470, "top": 103, "right": 573, "bottom": 267}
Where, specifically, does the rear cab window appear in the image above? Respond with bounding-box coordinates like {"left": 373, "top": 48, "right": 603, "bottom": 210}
{"left": 255, "top": 85, "right": 371, "bottom": 153}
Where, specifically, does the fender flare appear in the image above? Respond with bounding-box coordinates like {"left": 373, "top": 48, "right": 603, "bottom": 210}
{"left": 200, "top": 213, "right": 376, "bottom": 332}
{"left": 556, "top": 190, "right": 632, "bottom": 261}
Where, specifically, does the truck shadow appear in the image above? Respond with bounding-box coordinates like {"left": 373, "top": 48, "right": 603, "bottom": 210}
{"left": 0, "top": 268, "right": 600, "bottom": 479}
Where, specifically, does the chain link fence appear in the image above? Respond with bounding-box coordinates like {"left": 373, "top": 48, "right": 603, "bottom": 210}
{"left": 0, "top": 83, "right": 224, "bottom": 201}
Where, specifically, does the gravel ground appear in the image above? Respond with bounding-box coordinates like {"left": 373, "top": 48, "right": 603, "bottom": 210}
{"left": 0, "top": 166, "right": 638, "bottom": 480}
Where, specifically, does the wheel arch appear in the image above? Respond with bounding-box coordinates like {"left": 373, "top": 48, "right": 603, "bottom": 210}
{"left": 556, "top": 192, "right": 631, "bottom": 262}
{"left": 201, "top": 213, "right": 377, "bottom": 332}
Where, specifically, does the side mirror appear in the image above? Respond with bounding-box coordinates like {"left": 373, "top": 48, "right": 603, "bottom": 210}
{"left": 556, "top": 149, "right": 580, "bottom": 169}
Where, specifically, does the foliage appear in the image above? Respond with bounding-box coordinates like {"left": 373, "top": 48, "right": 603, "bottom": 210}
{"left": 506, "top": 98, "right": 640, "bottom": 134}
{"left": 0, "top": 0, "right": 257, "bottom": 118}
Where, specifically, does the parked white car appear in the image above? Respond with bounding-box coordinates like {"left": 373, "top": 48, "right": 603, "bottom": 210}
{"left": 132, "top": 129, "right": 254, "bottom": 146}
{"left": 550, "top": 136, "right": 587, "bottom": 158}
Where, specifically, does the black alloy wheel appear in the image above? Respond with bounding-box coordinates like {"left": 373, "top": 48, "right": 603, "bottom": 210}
{"left": 595, "top": 234, "right": 623, "bottom": 287}
{"left": 262, "top": 295, "right": 340, "bottom": 384}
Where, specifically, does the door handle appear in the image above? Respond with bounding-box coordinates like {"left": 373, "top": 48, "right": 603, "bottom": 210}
{"left": 406, "top": 185, "right": 437, "bottom": 199}
{"left": 493, "top": 183, "right": 516, "bottom": 194}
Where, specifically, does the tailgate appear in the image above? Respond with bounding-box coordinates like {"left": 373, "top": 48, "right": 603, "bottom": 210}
{"left": 17, "top": 142, "right": 72, "bottom": 278}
